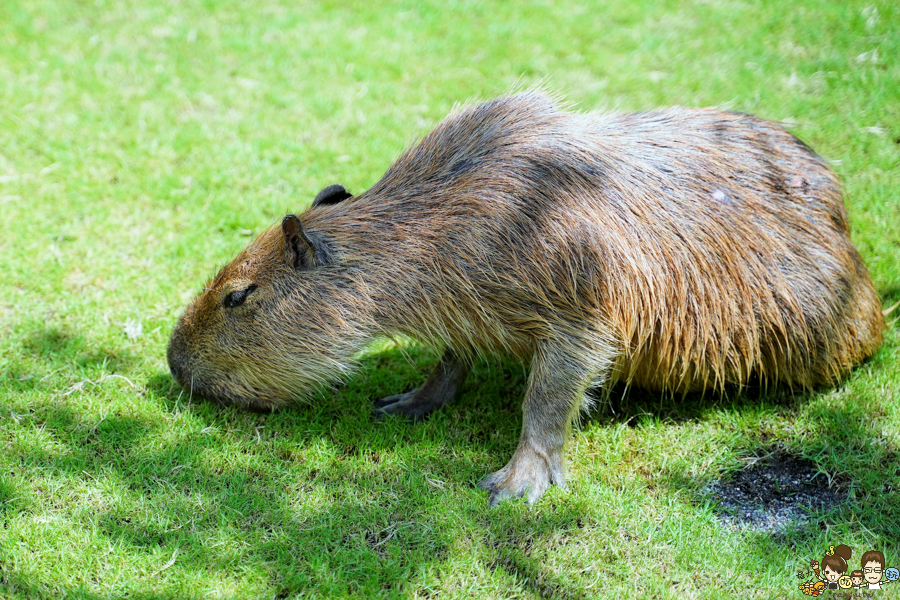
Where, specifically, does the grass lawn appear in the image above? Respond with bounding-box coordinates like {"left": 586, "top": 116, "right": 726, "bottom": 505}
{"left": 1, "top": 0, "right": 898, "bottom": 598}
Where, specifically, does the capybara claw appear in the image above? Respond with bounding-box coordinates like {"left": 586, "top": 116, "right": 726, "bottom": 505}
{"left": 373, "top": 390, "right": 415, "bottom": 410}
{"left": 476, "top": 471, "right": 521, "bottom": 508}
{"left": 478, "top": 476, "right": 544, "bottom": 508}
{"left": 373, "top": 390, "right": 431, "bottom": 422}
{"left": 477, "top": 458, "right": 558, "bottom": 507}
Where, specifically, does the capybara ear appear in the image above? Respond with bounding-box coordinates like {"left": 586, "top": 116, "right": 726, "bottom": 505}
{"left": 282, "top": 214, "right": 332, "bottom": 269}
{"left": 313, "top": 184, "right": 353, "bottom": 207}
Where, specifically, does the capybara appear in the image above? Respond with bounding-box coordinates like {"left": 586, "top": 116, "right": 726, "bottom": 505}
{"left": 167, "top": 92, "right": 885, "bottom": 506}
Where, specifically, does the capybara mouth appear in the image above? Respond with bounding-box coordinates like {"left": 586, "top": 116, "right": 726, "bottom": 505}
{"left": 167, "top": 350, "right": 222, "bottom": 403}
{"left": 167, "top": 363, "right": 213, "bottom": 402}
{"left": 169, "top": 360, "right": 278, "bottom": 413}
{"left": 169, "top": 373, "right": 277, "bottom": 413}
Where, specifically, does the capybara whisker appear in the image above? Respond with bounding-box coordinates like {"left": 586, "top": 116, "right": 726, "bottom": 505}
{"left": 168, "top": 92, "right": 885, "bottom": 506}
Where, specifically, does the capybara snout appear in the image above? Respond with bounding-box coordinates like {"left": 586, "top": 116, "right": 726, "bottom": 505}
{"left": 168, "top": 92, "right": 885, "bottom": 506}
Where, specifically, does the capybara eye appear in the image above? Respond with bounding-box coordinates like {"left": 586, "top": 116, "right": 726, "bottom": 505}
{"left": 224, "top": 284, "right": 257, "bottom": 309}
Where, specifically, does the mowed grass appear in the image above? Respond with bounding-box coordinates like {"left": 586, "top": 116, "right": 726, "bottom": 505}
{"left": 1, "top": 0, "right": 898, "bottom": 598}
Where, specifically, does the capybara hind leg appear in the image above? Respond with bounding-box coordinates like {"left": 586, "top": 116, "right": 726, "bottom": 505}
{"left": 374, "top": 348, "right": 469, "bottom": 422}
{"left": 478, "top": 343, "right": 609, "bottom": 507}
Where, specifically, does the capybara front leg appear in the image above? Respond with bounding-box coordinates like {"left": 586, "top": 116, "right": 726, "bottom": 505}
{"left": 374, "top": 348, "right": 469, "bottom": 422}
{"left": 478, "top": 344, "right": 606, "bottom": 507}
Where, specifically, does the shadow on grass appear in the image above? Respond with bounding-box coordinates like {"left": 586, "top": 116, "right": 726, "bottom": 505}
{"left": 2, "top": 345, "right": 596, "bottom": 599}
{"left": 2, "top": 341, "right": 898, "bottom": 598}
{"left": 585, "top": 370, "right": 899, "bottom": 592}
{"left": 16, "top": 325, "right": 140, "bottom": 374}
{"left": 617, "top": 380, "right": 900, "bottom": 570}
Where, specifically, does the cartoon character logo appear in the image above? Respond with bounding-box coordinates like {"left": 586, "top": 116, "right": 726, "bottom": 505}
{"left": 797, "top": 545, "right": 897, "bottom": 596}
{"left": 820, "top": 545, "right": 852, "bottom": 590}
{"left": 798, "top": 580, "right": 826, "bottom": 596}
{"left": 860, "top": 549, "right": 900, "bottom": 590}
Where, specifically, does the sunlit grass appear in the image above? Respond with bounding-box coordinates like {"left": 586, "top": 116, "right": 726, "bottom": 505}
{"left": 1, "top": 0, "right": 898, "bottom": 598}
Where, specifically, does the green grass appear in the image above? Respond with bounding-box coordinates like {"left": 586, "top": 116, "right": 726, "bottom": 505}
{"left": 1, "top": 0, "right": 899, "bottom": 598}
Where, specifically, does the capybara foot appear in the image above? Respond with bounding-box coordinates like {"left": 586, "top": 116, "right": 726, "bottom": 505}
{"left": 374, "top": 349, "right": 470, "bottom": 422}
{"left": 374, "top": 389, "right": 438, "bottom": 422}
{"left": 477, "top": 444, "right": 566, "bottom": 507}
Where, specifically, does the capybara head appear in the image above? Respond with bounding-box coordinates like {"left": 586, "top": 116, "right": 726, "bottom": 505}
{"left": 167, "top": 185, "right": 372, "bottom": 410}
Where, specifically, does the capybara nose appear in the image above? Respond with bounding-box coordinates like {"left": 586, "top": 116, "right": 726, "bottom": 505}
{"left": 167, "top": 340, "right": 186, "bottom": 385}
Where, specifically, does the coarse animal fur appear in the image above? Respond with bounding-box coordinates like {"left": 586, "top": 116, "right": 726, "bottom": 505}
{"left": 167, "top": 92, "right": 886, "bottom": 506}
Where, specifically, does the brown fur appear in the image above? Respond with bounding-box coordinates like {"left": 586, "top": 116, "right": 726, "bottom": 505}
{"left": 168, "top": 92, "right": 885, "bottom": 506}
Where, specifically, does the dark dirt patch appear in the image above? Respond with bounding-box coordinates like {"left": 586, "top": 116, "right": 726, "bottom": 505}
{"left": 704, "top": 449, "right": 845, "bottom": 532}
